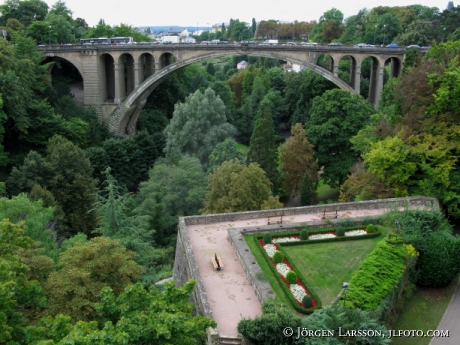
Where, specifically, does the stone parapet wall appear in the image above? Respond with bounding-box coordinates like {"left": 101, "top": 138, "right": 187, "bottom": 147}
{"left": 173, "top": 218, "right": 213, "bottom": 319}
{"left": 183, "top": 196, "right": 438, "bottom": 226}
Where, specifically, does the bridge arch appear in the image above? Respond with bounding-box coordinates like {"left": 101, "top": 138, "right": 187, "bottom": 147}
{"left": 110, "top": 50, "right": 359, "bottom": 136}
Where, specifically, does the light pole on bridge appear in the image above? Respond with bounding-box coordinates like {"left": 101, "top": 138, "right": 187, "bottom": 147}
{"left": 442, "top": 27, "right": 446, "bottom": 42}
{"left": 48, "top": 25, "right": 51, "bottom": 45}
{"left": 374, "top": 25, "right": 377, "bottom": 45}
{"left": 383, "top": 24, "right": 386, "bottom": 46}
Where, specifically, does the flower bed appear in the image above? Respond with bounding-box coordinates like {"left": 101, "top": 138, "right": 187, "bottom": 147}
{"left": 345, "top": 229, "right": 367, "bottom": 237}
{"left": 256, "top": 226, "right": 382, "bottom": 313}
{"left": 272, "top": 236, "right": 300, "bottom": 243}
{"left": 261, "top": 239, "right": 317, "bottom": 311}
{"left": 309, "top": 233, "right": 336, "bottom": 240}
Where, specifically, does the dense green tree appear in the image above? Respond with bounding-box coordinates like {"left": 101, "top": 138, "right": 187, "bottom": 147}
{"left": 208, "top": 137, "right": 245, "bottom": 171}
{"left": 0, "top": 219, "right": 46, "bottom": 344}
{"left": 25, "top": 280, "right": 216, "bottom": 345}
{"left": 82, "top": 19, "right": 113, "bottom": 38}
{"left": 302, "top": 305, "right": 390, "bottom": 345}
{"left": 46, "top": 13, "right": 74, "bottom": 44}
{"left": 92, "top": 168, "right": 166, "bottom": 283}
{"left": 45, "top": 135, "right": 98, "bottom": 237}
{"left": 247, "top": 98, "right": 280, "bottom": 190}
{"left": 6, "top": 150, "right": 51, "bottom": 195}
{"left": 206, "top": 61, "right": 215, "bottom": 76}
{"left": 201, "top": 159, "right": 282, "bottom": 214}
{"left": 45, "top": 236, "right": 144, "bottom": 322}
{"left": 299, "top": 170, "right": 314, "bottom": 206}
{"left": 113, "top": 23, "right": 151, "bottom": 42}
{"left": 306, "top": 89, "right": 375, "bottom": 188}
{"left": 395, "top": 19, "right": 432, "bottom": 46}
{"left": 237, "top": 299, "right": 302, "bottom": 345}
{"left": 0, "top": 0, "right": 49, "bottom": 26}
{"left": 163, "top": 87, "right": 236, "bottom": 167}
{"left": 235, "top": 75, "right": 267, "bottom": 144}
{"left": 281, "top": 123, "right": 318, "bottom": 197}
{"left": 135, "top": 155, "right": 208, "bottom": 247}
{"left": 0, "top": 193, "right": 59, "bottom": 259}
{"left": 210, "top": 80, "right": 235, "bottom": 118}
{"left": 284, "top": 70, "right": 336, "bottom": 126}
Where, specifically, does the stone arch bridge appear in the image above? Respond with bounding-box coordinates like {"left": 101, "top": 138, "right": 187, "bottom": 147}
{"left": 39, "top": 44, "right": 411, "bottom": 136}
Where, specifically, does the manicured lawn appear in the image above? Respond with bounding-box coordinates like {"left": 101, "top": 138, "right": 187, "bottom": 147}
{"left": 282, "top": 231, "right": 385, "bottom": 305}
{"left": 316, "top": 179, "right": 339, "bottom": 203}
{"left": 391, "top": 276, "right": 458, "bottom": 345}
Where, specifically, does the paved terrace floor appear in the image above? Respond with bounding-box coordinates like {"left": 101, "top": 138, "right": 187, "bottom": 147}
{"left": 186, "top": 208, "right": 393, "bottom": 337}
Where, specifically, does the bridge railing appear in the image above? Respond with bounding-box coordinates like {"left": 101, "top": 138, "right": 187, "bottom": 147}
{"left": 37, "top": 43, "right": 410, "bottom": 54}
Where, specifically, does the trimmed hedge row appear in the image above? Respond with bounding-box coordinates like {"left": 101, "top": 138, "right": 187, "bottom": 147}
{"left": 345, "top": 235, "right": 410, "bottom": 312}
{"left": 254, "top": 236, "right": 321, "bottom": 315}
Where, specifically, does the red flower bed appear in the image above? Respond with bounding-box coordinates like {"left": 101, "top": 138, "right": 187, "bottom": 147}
{"left": 259, "top": 238, "right": 317, "bottom": 309}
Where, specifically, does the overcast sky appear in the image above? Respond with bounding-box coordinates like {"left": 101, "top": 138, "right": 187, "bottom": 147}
{"left": 1, "top": 0, "right": 451, "bottom": 27}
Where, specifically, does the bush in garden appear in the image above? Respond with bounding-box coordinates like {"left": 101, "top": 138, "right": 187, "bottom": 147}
{"left": 300, "top": 229, "right": 309, "bottom": 240}
{"left": 302, "top": 295, "right": 313, "bottom": 308}
{"left": 366, "top": 224, "right": 376, "bottom": 233}
{"left": 263, "top": 233, "right": 272, "bottom": 244}
{"left": 417, "top": 231, "right": 460, "bottom": 287}
{"left": 336, "top": 226, "right": 345, "bottom": 237}
{"left": 273, "top": 251, "right": 284, "bottom": 263}
{"left": 286, "top": 271, "right": 297, "bottom": 284}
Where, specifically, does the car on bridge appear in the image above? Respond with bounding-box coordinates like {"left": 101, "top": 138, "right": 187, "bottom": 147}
{"left": 386, "top": 43, "right": 399, "bottom": 48}
{"left": 328, "top": 42, "right": 343, "bottom": 46}
{"left": 355, "top": 43, "right": 375, "bottom": 48}
{"left": 406, "top": 44, "right": 421, "bottom": 49}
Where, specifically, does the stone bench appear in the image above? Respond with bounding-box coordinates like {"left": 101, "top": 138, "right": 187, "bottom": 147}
{"left": 321, "top": 210, "right": 338, "bottom": 219}
{"left": 212, "top": 254, "right": 224, "bottom": 270}
{"left": 267, "top": 214, "right": 284, "bottom": 225}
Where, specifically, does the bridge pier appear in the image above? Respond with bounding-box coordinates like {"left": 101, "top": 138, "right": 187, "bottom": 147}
{"left": 351, "top": 65, "right": 361, "bottom": 94}
{"left": 114, "top": 62, "right": 123, "bottom": 104}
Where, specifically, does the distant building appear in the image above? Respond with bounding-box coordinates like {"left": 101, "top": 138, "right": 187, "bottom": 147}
{"left": 163, "top": 28, "right": 190, "bottom": 37}
{"left": 212, "top": 23, "right": 229, "bottom": 33}
{"left": 447, "top": 1, "right": 454, "bottom": 10}
{"left": 237, "top": 60, "right": 248, "bottom": 69}
{"left": 183, "top": 37, "right": 196, "bottom": 44}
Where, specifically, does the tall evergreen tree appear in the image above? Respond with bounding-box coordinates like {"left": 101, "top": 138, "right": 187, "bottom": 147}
{"left": 247, "top": 98, "right": 279, "bottom": 190}
{"left": 281, "top": 123, "right": 318, "bottom": 197}
{"left": 46, "top": 135, "right": 98, "bottom": 238}
{"left": 300, "top": 170, "right": 314, "bottom": 206}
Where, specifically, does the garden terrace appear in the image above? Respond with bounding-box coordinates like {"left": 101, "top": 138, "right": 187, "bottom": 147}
{"left": 173, "top": 197, "right": 438, "bottom": 342}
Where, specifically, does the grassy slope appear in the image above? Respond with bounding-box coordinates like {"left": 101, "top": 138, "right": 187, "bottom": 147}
{"left": 391, "top": 276, "right": 458, "bottom": 345}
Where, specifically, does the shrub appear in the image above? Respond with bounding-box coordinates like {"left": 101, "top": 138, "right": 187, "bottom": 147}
{"left": 286, "top": 271, "right": 297, "bottom": 284}
{"left": 300, "top": 229, "right": 309, "bottom": 240}
{"left": 263, "top": 233, "right": 272, "bottom": 244}
{"left": 366, "top": 224, "right": 376, "bottom": 233}
{"left": 302, "top": 295, "right": 313, "bottom": 308}
{"left": 273, "top": 251, "right": 284, "bottom": 263}
{"left": 336, "top": 226, "right": 345, "bottom": 237}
